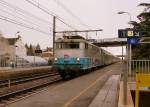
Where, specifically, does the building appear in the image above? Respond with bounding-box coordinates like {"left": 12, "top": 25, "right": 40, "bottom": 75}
{"left": 0, "top": 34, "right": 48, "bottom": 67}
{"left": 0, "top": 34, "right": 27, "bottom": 67}
{"left": 7, "top": 35, "right": 27, "bottom": 56}
{"left": 41, "top": 48, "right": 53, "bottom": 61}
{"left": 0, "top": 34, "right": 11, "bottom": 67}
{"left": 6, "top": 35, "right": 27, "bottom": 67}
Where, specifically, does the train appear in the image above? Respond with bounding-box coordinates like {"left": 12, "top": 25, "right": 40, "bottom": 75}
{"left": 52, "top": 35, "right": 120, "bottom": 79}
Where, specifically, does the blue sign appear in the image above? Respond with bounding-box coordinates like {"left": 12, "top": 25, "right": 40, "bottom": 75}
{"left": 127, "top": 37, "right": 139, "bottom": 45}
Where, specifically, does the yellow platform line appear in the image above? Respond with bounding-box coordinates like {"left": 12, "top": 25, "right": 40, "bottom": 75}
{"left": 63, "top": 70, "right": 111, "bottom": 107}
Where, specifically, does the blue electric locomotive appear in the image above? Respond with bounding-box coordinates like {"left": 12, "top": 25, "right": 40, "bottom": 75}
{"left": 53, "top": 35, "right": 119, "bottom": 79}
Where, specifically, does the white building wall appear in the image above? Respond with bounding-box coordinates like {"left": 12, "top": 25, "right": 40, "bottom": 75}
{"left": 0, "top": 36, "right": 11, "bottom": 66}
{"left": 0, "top": 37, "right": 11, "bottom": 55}
{"left": 15, "top": 37, "right": 27, "bottom": 56}
{"left": 9, "top": 46, "right": 15, "bottom": 61}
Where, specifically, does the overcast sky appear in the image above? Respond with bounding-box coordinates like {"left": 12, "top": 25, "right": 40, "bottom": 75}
{"left": 0, "top": 0, "right": 149, "bottom": 55}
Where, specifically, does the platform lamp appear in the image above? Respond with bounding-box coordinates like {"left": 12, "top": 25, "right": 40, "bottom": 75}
{"left": 117, "top": 11, "right": 131, "bottom": 23}
{"left": 118, "top": 11, "right": 132, "bottom": 105}
{"left": 118, "top": 11, "right": 132, "bottom": 62}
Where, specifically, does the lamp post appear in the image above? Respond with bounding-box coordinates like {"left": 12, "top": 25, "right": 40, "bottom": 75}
{"left": 118, "top": 11, "right": 132, "bottom": 105}
{"left": 117, "top": 11, "right": 131, "bottom": 24}
{"left": 118, "top": 11, "right": 132, "bottom": 76}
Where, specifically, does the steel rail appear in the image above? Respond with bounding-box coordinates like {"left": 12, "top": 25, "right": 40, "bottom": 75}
{"left": 0, "top": 75, "right": 61, "bottom": 101}
{"left": 0, "top": 72, "right": 59, "bottom": 88}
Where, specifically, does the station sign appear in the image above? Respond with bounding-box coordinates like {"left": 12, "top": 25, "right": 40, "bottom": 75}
{"left": 118, "top": 28, "right": 140, "bottom": 38}
{"left": 127, "top": 30, "right": 140, "bottom": 37}
{"left": 127, "top": 36, "right": 139, "bottom": 45}
{"left": 118, "top": 29, "right": 127, "bottom": 38}
{"left": 127, "top": 30, "right": 134, "bottom": 37}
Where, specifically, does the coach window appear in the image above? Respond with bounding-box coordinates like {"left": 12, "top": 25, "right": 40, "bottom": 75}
{"left": 55, "top": 43, "right": 59, "bottom": 49}
{"left": 55, "top": 43, "right": 62, "bottom": 49}
{"left": 63, "top": 42, "right": 79, "bottom": 49}
{"left": 85, "top": 43, "right": 88, "bottom": 49}
{"left": 69, "top": 43, "right": 79, "bottom": 49}
{"left": 56, "top": 42, "right": 80, "bottom": 49}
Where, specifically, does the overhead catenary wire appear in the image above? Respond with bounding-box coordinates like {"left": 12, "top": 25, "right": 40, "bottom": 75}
{"left": 25, "top": 0, "right": 76, "bottom": 30}
{"left": 0, "top": 0, "right": 101, "bottom": 36}
{"left": 0, "top": 0, "right": 53, "bottom": 29}
{"left": 0, "top": 0, "right": 51, "bottom": 25}
{"left": 53, "top": 0, "right": 93, "bottom": 29}
{"left": 0, "top": 15, "right": 52, "bottom": 35}
{"left": 0, "top": 0, "right": 65, "bottom": 31}
{"left": 0, "top": 8, "right": 46, "bottom": 29}
{"left": 25, "top": 0, "right": 77, "bottom": 30}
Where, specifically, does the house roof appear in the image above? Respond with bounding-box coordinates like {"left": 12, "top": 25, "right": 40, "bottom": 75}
{"left": 6, "top": 36, "right": 20, "bottom": 45}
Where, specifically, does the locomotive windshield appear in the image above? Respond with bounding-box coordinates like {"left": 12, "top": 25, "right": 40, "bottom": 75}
{"left": 56, "top": 42, "right": 79, "bottom": 49}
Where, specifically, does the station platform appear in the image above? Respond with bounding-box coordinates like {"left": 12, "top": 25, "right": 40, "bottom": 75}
{"left": 0, "top": 66, "right": 52, "bottom": 80}
{"left": 0, "top": 66, "right": 51, "bottom": 72}
{"left": 88, "top": 76, "right": 135, "bottom": 107}
{"left": 88, "top": 75, "right": 120, "bottom": 107}
{"left": 0, "top": 67, "right": 11, "bottom": 71}
{"left": 118, "top": 82, "right": 134, "bottom": 107}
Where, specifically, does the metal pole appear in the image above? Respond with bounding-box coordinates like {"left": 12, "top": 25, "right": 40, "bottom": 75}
{"left": 129, "top": 44, "right": 132, "bottom": 76}
{"left": 53, "top": 16, "right": 56, "bottom": 57}
{"left": 118, "top": 11, "right": 131, "bottom": 105}
{"left": 8, "top": 80, "right": 10, "bottom": 88}
{"left": 122, "top": 45, "right": 124, "bottom": 62}
{"left": 123, "top": 44, "right": 128, "bottom": 105}
{"left": 127, "top": 12, "right": 132, "bottom": 77}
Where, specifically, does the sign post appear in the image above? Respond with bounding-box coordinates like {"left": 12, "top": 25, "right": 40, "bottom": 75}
{"left": 127, "top": 29, "right": 140, "bottom": 107}
{"left": 118, "top": 28, "right": 140, "bottom": 105}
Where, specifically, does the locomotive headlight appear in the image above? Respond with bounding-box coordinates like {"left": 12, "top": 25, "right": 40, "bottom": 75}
{"left": 77, "top": 57, "right": 80, "bottom": 61}
{"left": 54, "top": 58, "right": 58, "bottom": 61}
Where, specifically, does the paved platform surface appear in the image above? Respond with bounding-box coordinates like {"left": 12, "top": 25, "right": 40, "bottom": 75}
{"left": 5, "top": 63, "right": 122, "bottom": 107}
{"left": 88, "top": 75, "right": 120, "bottom": 107}
{"left": 118, "top": 82, "right": 134, "bottom": 107}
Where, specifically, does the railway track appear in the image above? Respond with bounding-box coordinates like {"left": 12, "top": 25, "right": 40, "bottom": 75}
{"left": 0, "top": 70, "right": 62, "bottom": 106}
{"left": 0, "top": 71, "right": 58, "bottom": 88}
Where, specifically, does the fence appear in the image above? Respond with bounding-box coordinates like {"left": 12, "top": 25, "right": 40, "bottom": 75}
{"left": 15, "top": 56, "right": 31, "bottom": 68}
{"left": 0, "top": 55, "right": 30, "bottom": 68}
{"left": 130, "top": 60, "right": 150, "bottom": 77}
{"left": 0, "top": 55, "right": 8, "bottom": 67}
